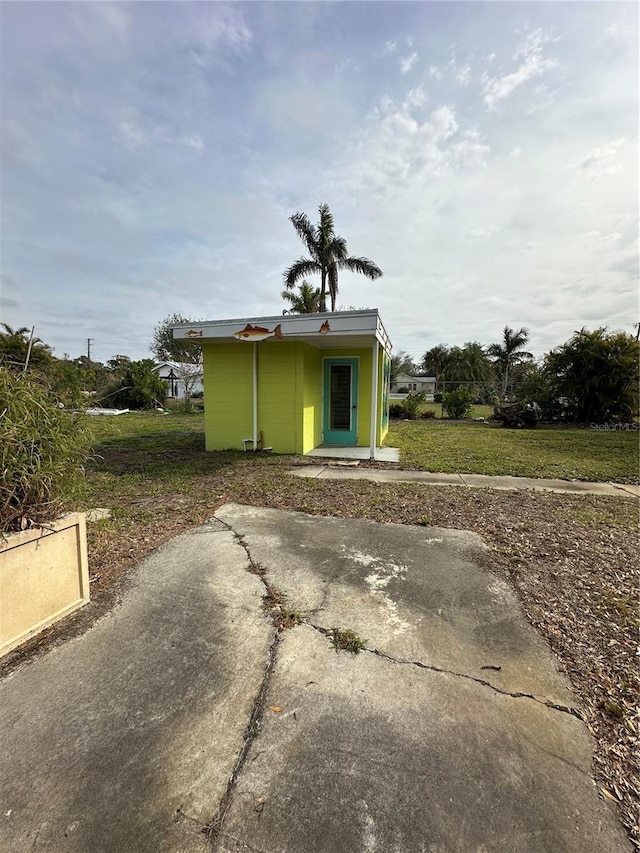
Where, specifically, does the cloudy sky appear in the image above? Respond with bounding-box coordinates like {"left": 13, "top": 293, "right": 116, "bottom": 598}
{"left": 1, "top": 1, "right": 637, "bottom": 364}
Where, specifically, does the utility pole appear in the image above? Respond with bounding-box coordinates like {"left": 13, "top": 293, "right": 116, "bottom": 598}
{"left": 83, "top": 338, "right": 94, "bottom": 394}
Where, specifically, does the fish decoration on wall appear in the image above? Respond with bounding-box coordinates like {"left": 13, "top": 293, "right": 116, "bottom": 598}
{"left": 319, "top": 320, "right": 330, "bottom": 334}
{"left": 233, "top": 323, "right": 283, "bottom": 342}
{"left": 185, "top": 329, "right": 203, "bottom": 338}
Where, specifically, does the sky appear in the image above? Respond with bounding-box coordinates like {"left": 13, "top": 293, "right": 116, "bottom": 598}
{"left": 1, "top": 1, "right": 638, "bottom": 365}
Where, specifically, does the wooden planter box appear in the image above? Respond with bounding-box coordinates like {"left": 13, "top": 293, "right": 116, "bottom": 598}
{"left": 0, "top": 512, "right": 89, "bottom": 658}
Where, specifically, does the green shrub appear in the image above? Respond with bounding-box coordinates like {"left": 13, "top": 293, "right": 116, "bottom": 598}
{"left": 402, "top": 391, "right": 426, "bottom": 419}
{"left": 442, "top": 386, "right": 475, "bottom": 419}
{"left": 106, "top": 359, "right": 167, "bottom": 410}
{"left": 389, "top": 403, "right": 405, "bottom": 419}
{"left": 0, "top": 368, "right": 92, "bottom": 531}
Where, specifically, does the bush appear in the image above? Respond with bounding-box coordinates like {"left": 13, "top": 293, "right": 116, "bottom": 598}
{"left": 165, "top": 398, "right": 204, "bottom": 414}
{"left": 0, "top": 368, "right": 92, "bottom": 532}
{"left": 402, "top": 391, "right": 426, "bottom": 419}
{"left": 442, "top": 386, "right": 474, "bottom": 419}
{"left": 421, "top": 410, "right": 436, "bottom": 419}
{"left": 389, "top": 403, "right": 405, "bottom": 419}
{"left": 434, "top": 392, "right": 443, "bottom": 404}
{"left": 106, "top": 359, "right": 167, "bottom": 410}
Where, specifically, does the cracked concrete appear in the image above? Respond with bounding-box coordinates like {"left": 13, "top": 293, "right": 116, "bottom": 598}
{"left": 0, "top": 520, "right": 274, "bottom": 853}
{"left": 217, "top": 626, "right": 614, "bottom": 853}
{"left": 0, "top": 505, "right": 631, "bottom": 852}
{"left": 215, "top": 504, "right": 576, "bottom": 705}
{"left": 213, "top": 504, "right": 630, "bottom": 853}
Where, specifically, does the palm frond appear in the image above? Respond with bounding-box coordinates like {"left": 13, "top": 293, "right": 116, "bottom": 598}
{"left": 289, "top": 212, "right": 318, "bottom": 258}
{"left": 330, "top": 235, "right": 349, "bottom": 261}
{"left": 339, "top": 256, "right": 383, "bottom": 279}
{"left": 316, "top": 203, "right": 336, "bottom": 250}
{"left": 283, "top": 258, "right": 321, "bottom": 288}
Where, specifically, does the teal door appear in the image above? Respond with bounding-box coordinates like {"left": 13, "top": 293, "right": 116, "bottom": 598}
{"left": 323, "top": 358, "right": 359, "bottom": 445}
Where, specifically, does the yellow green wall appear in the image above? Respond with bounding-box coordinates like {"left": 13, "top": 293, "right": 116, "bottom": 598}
{"left": 202, "top": 340, "right": 389, "bottom": 453}
{"left": 302, "top": 345, "right": 322, "bottom": 453}
{"left": 202, "top": 342, "right": 253, "bottom": 451}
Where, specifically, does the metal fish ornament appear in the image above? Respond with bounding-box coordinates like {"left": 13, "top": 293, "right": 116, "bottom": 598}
{"left": 233, "top": 323, "right": 283, "bottom": 342}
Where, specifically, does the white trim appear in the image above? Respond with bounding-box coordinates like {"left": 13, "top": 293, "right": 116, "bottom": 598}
{"left": 370, "top": 342, "right": 379, "bottom": 460}
{"left": 173, "top": 309, "right": 392, "bottom": 352}
{"left": 252, "top": 342, "right": 258, "bottom": 450}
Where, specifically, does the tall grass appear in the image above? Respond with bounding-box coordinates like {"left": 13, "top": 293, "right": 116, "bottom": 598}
{"left": 0, "top": 368, "right": 93, "bottom": 531}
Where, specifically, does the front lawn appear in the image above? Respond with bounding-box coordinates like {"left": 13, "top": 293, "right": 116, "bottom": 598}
{"left": 389, "top": 420, "right": 639, "bottom": 483}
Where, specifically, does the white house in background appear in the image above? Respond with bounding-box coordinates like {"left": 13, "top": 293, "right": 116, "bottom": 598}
{"left": 153, "top": 362, "right": 204, "bottom": 399}
{"left": 391, "top": 373, "right": 437, "bottom": 401}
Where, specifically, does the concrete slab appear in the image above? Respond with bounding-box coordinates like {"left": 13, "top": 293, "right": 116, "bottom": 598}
{"left": 218, "top": 625, "right": 624, "bottom": 853}
{"left": 0, "top": 505, "right": 631, "bottom": 853}
{"left": 0, "top": 519, "right": 274, "bottom": 853}
{"left": 215, "top": 506, "right": 575, "bottom": 707}
{"left": 306, "top": 446, "right": 401, "bottom": 462}
{"left": 213, "top": 504, "right": 630, "bottom": 853}
{"left": 290, "top": 465, "right": 639, "bottom": 497}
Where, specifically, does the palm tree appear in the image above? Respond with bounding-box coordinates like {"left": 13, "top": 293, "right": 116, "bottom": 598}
{"left": 488, "top": 326, "right": 532, "bottom": 400}
{"left": 459, "top": 342, "right": 494, "bottom": 383}
{"left": 283, "top": 203, "right": 382, "bottom": 312}
{"left": 1, "top": 323, "right": 31, "bottom": 339}
{"left": 421, "top": 344, "right": 450, "bottom": 388}
{"left": 0, "top": 323, "right": 51, "bottom": 369}
{"left": 281, "top": 280, "right": 321, "bottom": 314}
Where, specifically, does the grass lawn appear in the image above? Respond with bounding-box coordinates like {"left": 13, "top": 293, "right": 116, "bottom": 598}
{"left": 389, "top": 420, "right": 639, "bottom": 483}
{"left": 4, "top": 411, "right": 638, "bottom": 845}
{"left": 420, "top": 403, "right": 495, "bottom": 419}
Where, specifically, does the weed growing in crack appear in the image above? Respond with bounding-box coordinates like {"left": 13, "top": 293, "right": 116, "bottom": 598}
{"left": 247, "top": 561, "right": 267, "bottom": 578}
{"left": 274, "top": 609, "right": 304, "bottom": 631}
{"left": 261, "top": 587, "right": 304, "bottom": 631}
{"left": 262, "top": 587, "right": 287, "bottom": 610}
{"left": 329, "top": 627, "right": 367, "bottom": 655}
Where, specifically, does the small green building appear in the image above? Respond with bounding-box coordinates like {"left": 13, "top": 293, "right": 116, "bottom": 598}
{"left": 173, "top": 310, "right": 393, "bottom": 459}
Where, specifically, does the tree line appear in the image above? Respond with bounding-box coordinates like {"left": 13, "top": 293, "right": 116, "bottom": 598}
{"left": 0, "top": 319, "right": 201, "bottom": 411}
{"left": 393, "top": 325, "right": 639, "bottom": 424}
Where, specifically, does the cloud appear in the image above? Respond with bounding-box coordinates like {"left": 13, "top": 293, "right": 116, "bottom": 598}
{"left": 483, "top": 28, "right": 559, "bottom": 110}
{"left": 184, "top": 5, "right": 252, "bottom": 69}
{"left": 467, "top": 226, "right": 499, "bottom": 240}
{"left": 92, "top": 3, "right": 130, "bottom": 38}
{"left": 399, "top": 52, "right": 418, "bottom": 75}
{"left": 429, "top": 65, "right": 442, "bottom": 81}
{"left": 573, "top": 139, "right": 627, "bottom": 180}
{"left": 606, "top": 22, "right": 633, "bottom": 39}
{"left": 328, "top": 93, "right": 488, "bottom": 197}
{"left": 117, "top": 110, "right": 148, "bottom": 150}
{"left": 381, "top": 39, "right": 397, "bottom": 56}
{"left": 181, "top": 133, "right": 205, "bottom": 151}
{"left": 455, "top": 64, "right": 472, "bottom": 86}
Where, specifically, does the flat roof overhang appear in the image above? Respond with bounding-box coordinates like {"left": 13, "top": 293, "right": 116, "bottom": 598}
{"left": 172, "top": 309, "right": 392, "bottom": 354}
